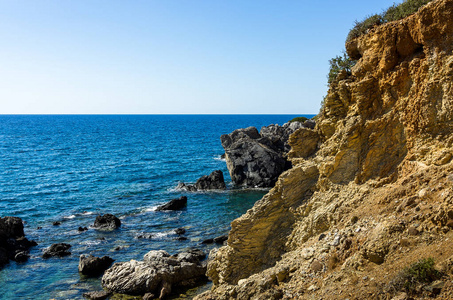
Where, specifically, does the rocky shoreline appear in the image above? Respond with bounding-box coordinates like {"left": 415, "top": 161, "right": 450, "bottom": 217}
{"left": 1, "top": 119, "right": 313, "bottom": 299}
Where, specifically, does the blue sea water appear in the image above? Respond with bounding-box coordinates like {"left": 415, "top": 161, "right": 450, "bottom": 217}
{"left": 0, "top": 114, "right": 313, "bottom": 299}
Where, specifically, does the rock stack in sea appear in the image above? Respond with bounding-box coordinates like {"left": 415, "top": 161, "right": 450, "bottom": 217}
{"left": 220, "top": 120, "right": 317, "bottom": 188}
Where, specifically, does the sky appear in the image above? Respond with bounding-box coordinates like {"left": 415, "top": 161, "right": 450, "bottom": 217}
{"left": 0, "top": 0, "right": 400, "bottom": 114}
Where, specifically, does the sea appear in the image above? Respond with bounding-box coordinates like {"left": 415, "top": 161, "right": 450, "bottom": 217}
{"left": 0, "top": 114, "right": 313, "bottom": 299}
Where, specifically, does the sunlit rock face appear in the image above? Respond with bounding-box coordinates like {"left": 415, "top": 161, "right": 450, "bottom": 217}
{"left": 198, "top": 1, "right": 453, "bottom": 299}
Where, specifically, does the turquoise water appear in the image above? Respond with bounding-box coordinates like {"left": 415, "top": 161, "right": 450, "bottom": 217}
{"left": 0, "top": 114, "right": 312, "bottom": 299}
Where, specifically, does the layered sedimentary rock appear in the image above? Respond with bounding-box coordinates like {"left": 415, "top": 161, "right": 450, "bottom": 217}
{"left": 198, "top": 1, "right": 453, "bottom": 299}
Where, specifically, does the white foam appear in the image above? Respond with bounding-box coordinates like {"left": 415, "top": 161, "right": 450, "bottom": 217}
{"left": 64, "top": 215, "right": 76, "bottom": 219}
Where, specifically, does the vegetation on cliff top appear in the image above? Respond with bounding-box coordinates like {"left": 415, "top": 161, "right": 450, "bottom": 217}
{"left": 347, "top": 0, "right": 433, "bottom": 42}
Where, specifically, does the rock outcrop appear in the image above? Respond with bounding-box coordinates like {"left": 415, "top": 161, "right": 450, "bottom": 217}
{"left": 177, "top": 170, "right": 226, "bottom": 191}
{"left": 155, "top": 196, "right": 187, "bottom": 211}
{"left": 221, "top": 121, "right": 317, "bottom": 188}
{"left": 102, "top": 249, "right": 207, "bottom": 298}
{"left": 0, "top": 216, "right": 37, "bottom": 267}
{"left": 93, "top": 214, "right": 121, "bottom": 230}
{"left": 197, "top": 1, "right": 453, "bottom": 299}
{"left": 42, "top": 243, "right": 72, "bottom": 258}
{"left": 79, "top": 254, "right": 114, "bottom": 277}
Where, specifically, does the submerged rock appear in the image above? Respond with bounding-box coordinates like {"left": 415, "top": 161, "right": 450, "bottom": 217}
{"left": 156, "top": 196, "right": 187, "bottom": 211}
{"left": 79, "top": 254, "right": 114, "bottom": 277}
{"left": 93, "top": 214, "right": 121, "bottom": 230}
{"left": 102, "top": 249, "right": 207, "bottom": 297}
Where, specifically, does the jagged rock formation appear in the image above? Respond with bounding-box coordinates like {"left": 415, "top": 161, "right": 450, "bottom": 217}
{"left": 221, "top": 121, "right": 317, "bottom": 188}
{"left": 197, "top": 1, "right": 453, "bottom": 299}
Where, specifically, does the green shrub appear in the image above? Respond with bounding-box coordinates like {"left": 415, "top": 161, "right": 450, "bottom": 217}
{"left": 346, "top": 0, "right": 433, "bottom": 42}
{"left": 346, "top": 14, "right": 382, "bottom": 42}
{"left": 289, "top": 116, "right": 308, "bottom": 123}
{"left": 388, "top": 257, "right": 442, "bottom": 295}
{"left": 383, "top": 0, "right": 431, "bottom": 23}
{"left": 327, "top": 52, "right": 356, "bottom": 85}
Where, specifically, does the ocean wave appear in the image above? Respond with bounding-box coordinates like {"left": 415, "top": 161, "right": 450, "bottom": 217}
{"left": 213, "top": 155, "right": 226, "bottom": 162}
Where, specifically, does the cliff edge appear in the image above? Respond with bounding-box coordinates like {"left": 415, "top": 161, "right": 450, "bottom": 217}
{"left": 197, "top": 0, "right": 453, "bottom": 299}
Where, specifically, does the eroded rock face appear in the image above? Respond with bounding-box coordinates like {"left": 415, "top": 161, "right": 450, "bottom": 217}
{"left": 102, "top": 249, "right": 207, "bottom": 297}
{"left": 198, "top": 1, "right": 453, "bottom": 299}
{"left": 221, "top": 122, "right": 314, "bottom": 188}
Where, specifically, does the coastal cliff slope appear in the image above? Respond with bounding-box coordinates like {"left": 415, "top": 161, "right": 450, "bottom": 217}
{"left": 197, "top": 0, "right": 453, "bottom": 299}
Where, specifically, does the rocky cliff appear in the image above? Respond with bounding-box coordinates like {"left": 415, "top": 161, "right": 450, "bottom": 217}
{"left": 197, "top": 0, "right": 453, "bottom": 299}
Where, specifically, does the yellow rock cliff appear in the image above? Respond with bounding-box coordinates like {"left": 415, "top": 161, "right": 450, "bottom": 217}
{"left": 197, "top": 0, "right": 453, "bottom": 298}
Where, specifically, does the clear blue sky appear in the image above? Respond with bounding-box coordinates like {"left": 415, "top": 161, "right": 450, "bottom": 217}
{"left": 0, "top": 0, "right": 399, "bottom": 114}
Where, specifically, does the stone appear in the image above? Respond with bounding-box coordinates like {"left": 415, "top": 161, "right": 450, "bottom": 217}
{"left": 175, "top": 228, "right": 186, "bottom": 235}
{"left": 79, "top": 255, "right": 114, "bottom": 277}
{"left": 176, "top": 182, "right": 198, "bottom": 192}
{"left": 93, "top": 214, "right": 121, "bottom": 230}
{"left": 424, "top": 280, "right": 445, "bottom": 294}
{"left": 220, "top": 122, "right": 311, "bottom": 188}
{"left": 194, "top": 170, "right": 226, "bottom": 190}
{"left": 310, "top": 260, "right": 323, "bottom": 272}
{"left": 155, "top": 196, "right": 188, "bottom": 211}
{"left": 102, "top": 249, "right": 207, "bottom": 297}
{"left": 14, "top": 251, "right": 30, "bottom": 263}
{"left": 43, "top": 243, "right": 71, "bottom": 258}
{"left": 0, "top": 216, "right": 36, "bottom": 268}
{"left": 82, "top": 290, "right": 111, "bottom": 300}
{"left": 213, "top": 235, "right": 228, "bottom": 244}
{"left": 53, "top": 221, "right": 61, "bottom": 226}
{"left": 78, "top": 226, "right": 88, "bottom": 232}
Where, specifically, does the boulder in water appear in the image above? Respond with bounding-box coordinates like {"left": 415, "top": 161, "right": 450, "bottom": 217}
{"left": 156, "top": 196, "right": 187, "bottom": 211}
{"left": 93, "top": 214, "right": 121, "bottom": 230}
{"left": 42, "top": 243, "right": 71, "bottom": 258}
{"left": 79, "top": 254, "right": 114, "bottom": 277}
{"left": 194, "top": 170, "right": 226, "bottom": 190}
